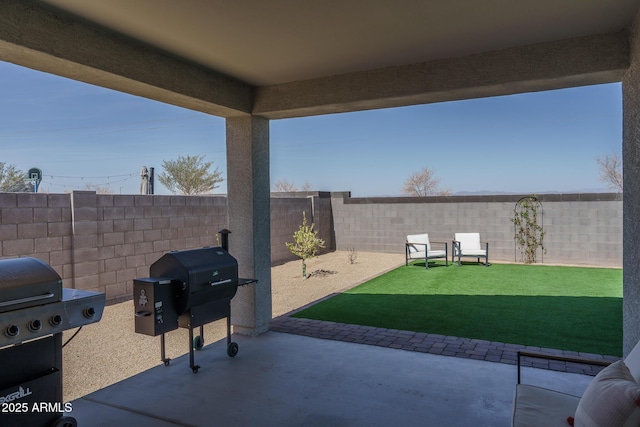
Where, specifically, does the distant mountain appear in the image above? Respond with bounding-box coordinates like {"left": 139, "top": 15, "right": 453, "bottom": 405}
{"left": 453, "top": 190, "right": 514, "bottom": 196}
{"left": 353, "top": 188, "right": 618, "bottom": 198}
{"left": 453, "top": 188, "right": 614, "bottom": 196}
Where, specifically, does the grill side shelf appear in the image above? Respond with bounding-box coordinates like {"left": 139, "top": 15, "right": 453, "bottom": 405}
{"left": 238, "top": 278, "right": 258, "bottom": 286}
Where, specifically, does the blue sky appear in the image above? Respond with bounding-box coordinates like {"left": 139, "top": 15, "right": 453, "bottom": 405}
{"left": 0, "top": 61, "right": 622, "bottom": 196}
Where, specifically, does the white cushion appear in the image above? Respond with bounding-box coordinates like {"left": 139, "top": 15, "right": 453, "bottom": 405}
{"left": 574, "top": 360, "right": 640, "bottom": 427}
{"left": 406, "top": 234, "right": 431, "bottom": 253}
{"left": 512, "top": 384, "right": 580, "bottom": 427}
{"left": 455, "top": 233, "right": 481, "bottom": 251}
{"left": 426, "top": 250, "right": 446, "bottom": 258}
{"left": 408, "top": 250, "right": 446, "bottom": 260}
{"left": 624, "top": 340, "right": 640, "bottom": 383}
{"left": 460, "top": 249, "right": 486, "bottom": 257}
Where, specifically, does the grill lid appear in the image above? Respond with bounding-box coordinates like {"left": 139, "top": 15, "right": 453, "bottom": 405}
{"left": 0, "top": 257, "right": 62, "bottom": 313}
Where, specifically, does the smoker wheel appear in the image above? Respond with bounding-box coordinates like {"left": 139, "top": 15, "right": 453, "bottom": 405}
{"left": 192, "top": 365, "right": 200, "bottom": 373}
{"left": 227, "top": 342, "right": 239, "bottom": 357}
{"left": 52, "top": 416, "right": 77, "bottom": 427}
{"left": 193, "top": 335, "right": 204, "bottom": 350}
{"left": 163, "top": 358, "right": 171, "bottom": 366}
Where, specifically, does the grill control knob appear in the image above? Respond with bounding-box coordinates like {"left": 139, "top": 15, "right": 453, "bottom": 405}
{"left": 28, "top": 319, "right": 42, "bottom": 332}
{"left": 4, "top": 324, "right": 19, "bottom": 338}
{"left": 50, "top": 314, "right": 63, "bottom": 326}
{"left": 83, "top": 307, "right": 95, "bottom": 318}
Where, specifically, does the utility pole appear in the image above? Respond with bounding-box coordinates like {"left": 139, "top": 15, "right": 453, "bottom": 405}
{"left": 149, "top": 167, "right": 155, "bottom": 195}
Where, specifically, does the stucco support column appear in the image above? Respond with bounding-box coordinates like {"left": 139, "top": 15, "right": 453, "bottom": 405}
{"left": 623, "top": 11, "right": 640, "bottom": 356}
{"left": 226, "top": 116, "right": 271, "bottom": 336}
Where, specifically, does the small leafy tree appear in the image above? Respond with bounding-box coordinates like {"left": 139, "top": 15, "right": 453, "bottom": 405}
{"left": 158, "top": 155, "right": 223, "bottom": 195}
{"left": 285, "top": 212, "right": 325, "bottom": 278}
{"left": 0, "top": 162, "right": 28, "bottom": 192}
{"left": 512, "top": 196, "right": 546, "bottom": 264}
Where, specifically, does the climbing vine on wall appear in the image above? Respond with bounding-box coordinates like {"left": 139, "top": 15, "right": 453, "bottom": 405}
{"left": 512, "top": 196, "right": 546, "bottom": 264}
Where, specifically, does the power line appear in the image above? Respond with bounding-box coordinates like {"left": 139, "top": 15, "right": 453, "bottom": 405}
{"left": 45, "top": 174, "right": 138, "bottom": 189}
{"left": 44, "top": 173, "right": 137, "bottom": 180}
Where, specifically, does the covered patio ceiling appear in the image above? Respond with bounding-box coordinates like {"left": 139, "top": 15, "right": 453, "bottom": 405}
{"left": 39, "top": 0, "right": 639, "bottom": 86}
{"left": 5, "top": 0, "right": 638, "bottom": 118}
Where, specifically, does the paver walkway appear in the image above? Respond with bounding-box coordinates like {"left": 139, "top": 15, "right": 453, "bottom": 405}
{"left": 270, "top": 315, "right": 620, "bottom": 376}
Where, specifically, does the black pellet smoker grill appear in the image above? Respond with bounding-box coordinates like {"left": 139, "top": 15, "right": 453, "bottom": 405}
{"left": 134, "top": 230, "right": 256, "bottom": 373}
{"left": 0, "top": 257, "right": 105, "bottom": 427}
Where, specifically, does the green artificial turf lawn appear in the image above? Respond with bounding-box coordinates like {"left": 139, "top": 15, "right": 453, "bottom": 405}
{"left": 293, "top": 262, "right": 623, "bottom": 356}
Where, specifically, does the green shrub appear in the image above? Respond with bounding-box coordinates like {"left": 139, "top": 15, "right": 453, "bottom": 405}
{"left": 285, "top": 212, "right": 325, "bottom": 278}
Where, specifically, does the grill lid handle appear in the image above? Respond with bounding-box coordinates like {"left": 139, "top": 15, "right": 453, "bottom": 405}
{"left": 0, "top": 292, "right": 55, "bottom": 308}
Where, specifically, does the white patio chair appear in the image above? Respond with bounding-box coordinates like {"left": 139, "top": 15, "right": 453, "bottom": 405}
{"left": 452, "top": 232, "right": 489, "bottom": 266}
{"left": 405, "top": 233, "right": 448, "bottom": 269}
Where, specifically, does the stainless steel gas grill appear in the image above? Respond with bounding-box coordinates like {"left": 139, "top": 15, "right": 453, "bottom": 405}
{"left": 0, "top": 257, "right": 105, "bottom": 427}
{"left": 134, "top": 231, "right": 256, "bottom": 373}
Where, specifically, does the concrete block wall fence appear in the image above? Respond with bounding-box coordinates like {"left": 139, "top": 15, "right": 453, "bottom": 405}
{"left": 0, "top": 192, "right": 72, "bottom": 273}
{"left": 0, "top": 191, "right": 229, "bottom": 303}
{"left": 331, "top": 192, "right": 622, "bottom": 267}
{"left": 0, "top": 191, "right": 621, "bottom": 303}
{"left": 0, "top": 191, "right": 332, "bottom": 303}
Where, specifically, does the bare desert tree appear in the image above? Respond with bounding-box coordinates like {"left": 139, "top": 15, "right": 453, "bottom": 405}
{"left": 273, "top": 179, "right": 313, "bottom": 192}
{"left": 83, "top": 183, "right": 113, "bottom": 194}
{"left": 596, "top": 153, "right": 623, "bottom": 192}
{"left": 402, "top": 167, "right": 450, "bottom": 196}
{"left": 158, "top": 155, "right": 223, "bottom": 195}
{"left": 273, "top": 179, "right": 297, "bottom": 192}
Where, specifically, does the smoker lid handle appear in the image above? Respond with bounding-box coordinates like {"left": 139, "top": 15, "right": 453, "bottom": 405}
{"left": 210, "top": 278, "right": 233, "bottom": 286}
{"left": 238, "top": 278, "right": 258, "bottom": 286}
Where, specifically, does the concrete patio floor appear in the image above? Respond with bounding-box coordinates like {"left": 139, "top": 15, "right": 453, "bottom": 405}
{"left": 69, "top": 331, "right": 593, "bottom": 426}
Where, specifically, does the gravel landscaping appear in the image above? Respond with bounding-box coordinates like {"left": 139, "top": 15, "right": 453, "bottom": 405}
{"left": 62, "top": 250, "right": 404, "bottom": 401}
